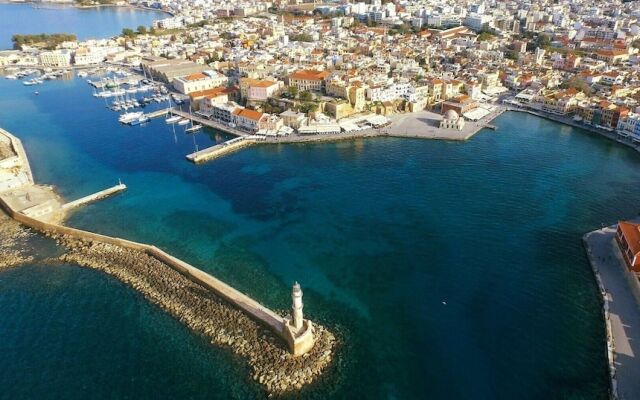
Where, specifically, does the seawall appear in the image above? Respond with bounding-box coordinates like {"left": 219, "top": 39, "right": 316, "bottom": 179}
{"left": 0, "top": 127, "right": 336, "bottom": 394}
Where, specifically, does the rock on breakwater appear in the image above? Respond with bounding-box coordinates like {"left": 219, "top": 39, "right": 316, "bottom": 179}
{"left": 0, "top": 212, "right": 34, "bottom": 268}
{"left": 56, "top": 237, "right": 337, "bottom": 395}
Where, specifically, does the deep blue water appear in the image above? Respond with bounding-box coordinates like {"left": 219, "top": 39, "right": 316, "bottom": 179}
{"left": 0, "top": 2, "right": 168, "bottom": 49}
{"left": 1, "top": 75, "right": 638, "bottom": 399}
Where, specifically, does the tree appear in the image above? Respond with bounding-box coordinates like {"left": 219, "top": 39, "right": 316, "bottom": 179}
{"left": 137, "top": 25, "right": 147, "bottom": 35}
{"left": 477, "top": 31, "right": 494, "bottom": 42}
{"left": 535, "top": 33, "right": 551, "bottom": 49}
{"left": 299, "top": 91, "right": 313, "bottom": 101}
{"left": 559, "top": 76, "right": 592, "bottom": 95}
{"left": 287, "top": 86, "right": 298, "bottom": 98}
{"left": 122, "top": 28, "right": 136, "bottom": 38}
{"left": 298, "top": 102, "right": 317, "bottom": 114}
{"left": 633, "top": 39, "right": 640, "bottom": 49}
{"left": 505, "top": 50, "right": 519, "bottom": 61}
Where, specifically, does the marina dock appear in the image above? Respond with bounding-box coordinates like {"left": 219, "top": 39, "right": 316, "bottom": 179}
{"left": 61, "top": 183, "right": 127, "bottom": 211}
{"left": 89, "top": 75, "right": 143, "bottom": 89}
{"left": 170, "top": 110, "right": 249, "bottom": 137}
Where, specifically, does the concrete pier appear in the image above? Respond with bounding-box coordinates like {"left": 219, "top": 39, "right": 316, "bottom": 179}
{"left": 61, "top": 183, "right": 127, "bottom": 211}
{"left": 186, "top": 137, "right": 261, "bottom": 164}
{"left": 145, "top": 108, "right": 170, "bottom": 119}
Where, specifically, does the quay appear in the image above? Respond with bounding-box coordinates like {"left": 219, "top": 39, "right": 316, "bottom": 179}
{"left": 182, "top": 107, "right": 507, "bottom": 165}
{"left": 186, "top": 136, "right": 262, "bottom": 164}
{"left": 0, "top": 126, "right": 317, "bottom": 359}
{"left": 584, "top": 226, "right": 640, "bottom": 400}
{"left": 61, "top": 183, "right": 127, "bottom": 211}
{"left": 170, "top": 109, "right": 248, "bottom": 137}
{"left": 145, "top": 108, "right": 170, "bottom": 119}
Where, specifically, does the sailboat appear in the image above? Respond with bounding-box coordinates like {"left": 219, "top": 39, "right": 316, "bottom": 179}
{"left": 165, "top": 97, "right": 181, "bottom": 124}
{"left": 184, "top": 105, "right": 202, "bottom": 133}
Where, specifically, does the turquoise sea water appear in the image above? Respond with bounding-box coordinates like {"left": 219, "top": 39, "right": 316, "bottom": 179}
{"left": 2, "top": 76, "right": 640, "bottom": 398}
{"left": 0, "top": 3, "right": 168, "bottom": 49}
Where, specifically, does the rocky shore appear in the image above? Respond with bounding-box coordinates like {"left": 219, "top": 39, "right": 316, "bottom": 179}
{"left": 55, "top": 236, "right": 336, "bottom": 396}
{"left": 0, "top": 212, "right": 34, "bottom": 268}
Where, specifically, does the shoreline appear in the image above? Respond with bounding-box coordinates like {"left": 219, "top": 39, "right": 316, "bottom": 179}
{"left": 1, "top": 0, "right": 174, "bottom": 16}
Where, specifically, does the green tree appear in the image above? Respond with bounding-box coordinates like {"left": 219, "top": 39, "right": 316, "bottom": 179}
{"left": 535, "top": 33, "right": 551, "bottom": 49}
{"left": 122, "top": 28, "right": 136, "bottom": 38}
{"left": 505, "top": 50, "right": 519, "bottom": 61}
{"left": 559, "top": 76, "right": 592, "bottom": 95}
{"left": 287, "top": 86, "right": 299, "bottom": 98}
{"left": 299, "top": 91, "right": 313, "bottom": 101}
{"left": 137, "top": 25, "right": 148, "bottom": 35}
{"left": 477, "top": 31, "right": 494, "bottom": 41}
{"left": 298, "top": 102, "right": 318, "bottom": 113}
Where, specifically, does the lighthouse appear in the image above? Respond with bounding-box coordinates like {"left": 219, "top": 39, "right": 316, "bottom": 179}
{"left": 291, "top": 281, "right": 304, "bottom": 331}
{"left": 282, "top": 281, "right": 315, "bottom": 355}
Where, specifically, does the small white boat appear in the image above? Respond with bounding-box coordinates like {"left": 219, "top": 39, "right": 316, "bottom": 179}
{"left": 177, "top": 118, "right": 190, "bottom": 126}
{"left": 165, "top": 115, "right": 182, "bottom": 124}
{"left": 185, "top": 124, "right": 202, "bottom": 133}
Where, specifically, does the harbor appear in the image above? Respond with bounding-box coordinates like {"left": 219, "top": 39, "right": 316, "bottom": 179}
{"left": 0, "top": 73, "right": 626, "bottom": 398}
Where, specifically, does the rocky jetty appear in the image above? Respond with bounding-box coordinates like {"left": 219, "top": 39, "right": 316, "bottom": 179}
{"left": 0, "top": 212, "right": 34, "bottom": 268}
{"left": 57, "top": 237, "right": 336, "bottom": 395}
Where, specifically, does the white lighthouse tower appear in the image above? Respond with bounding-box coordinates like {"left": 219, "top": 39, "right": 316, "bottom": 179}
{"left": 291, "top": 281, "right": 304, "bottom": 331}
{"left": 282, "top": 281, "right": 315, "bottom": 355}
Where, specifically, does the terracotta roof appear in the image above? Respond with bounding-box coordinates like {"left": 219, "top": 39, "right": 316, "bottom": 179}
{"left": 290, "top": 69, "right": 330, "bottom": 81}
{"left": 184, "top": 72, "right": 208, "bottom": 81}
{"left": 236, "top": 108, "right": 264, "bottom": 121}
{"left": 619, "top": 221, "right": 640, "bottom": 262}
{"left": 250, "top": 80, "right": 277, "bottom": 88}
{"left": 189, "top": 86, "right": 237, "bottom": 100}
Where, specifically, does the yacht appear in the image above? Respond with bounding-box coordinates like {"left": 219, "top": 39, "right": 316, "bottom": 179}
{"left": 119, "top": 111, "right": 144, "bottom": 124}
{"left": 129, "top": 115, "right": 149, "bottom": 126}
{"left": 177, "top": 118, "right": 190, "bottom": 126}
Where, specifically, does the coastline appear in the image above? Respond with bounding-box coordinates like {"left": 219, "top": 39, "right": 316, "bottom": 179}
{"left": 0, "top": 0, "right": 174, "bottom": 16}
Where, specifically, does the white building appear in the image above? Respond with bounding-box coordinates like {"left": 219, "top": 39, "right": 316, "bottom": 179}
{"left": 172, "top": 70, "right": 228, "bottom": 94}
{"left": 39, "top": 50, "right": 71, "bottom": 67}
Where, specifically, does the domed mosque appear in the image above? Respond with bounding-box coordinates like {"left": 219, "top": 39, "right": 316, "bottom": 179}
{"left": 440, "top": 109, "right": 466, "bottom": 131}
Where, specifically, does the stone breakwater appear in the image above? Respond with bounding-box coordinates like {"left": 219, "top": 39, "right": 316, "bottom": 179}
{"left": 0, "top": 212, "right": 34, "bottom": 268}
{"left": 56, "top": 236, "right": 337, "bottom": 395}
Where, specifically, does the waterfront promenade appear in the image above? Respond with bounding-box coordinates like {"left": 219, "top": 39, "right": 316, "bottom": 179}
{"left": 584, "top": 227, "right": 640, "bottom": 400}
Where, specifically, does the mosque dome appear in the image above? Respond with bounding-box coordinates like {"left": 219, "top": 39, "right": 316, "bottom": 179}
{"left": 444, "top": 110, "right": 459, "bottom": 121}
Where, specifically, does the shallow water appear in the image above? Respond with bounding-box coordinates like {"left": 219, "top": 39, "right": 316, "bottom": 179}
{"left": 1, "top": 75, "right": 636, "bottom": 398}
{"left": 0, "top": 2, "right": 168, "bottom": 49}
